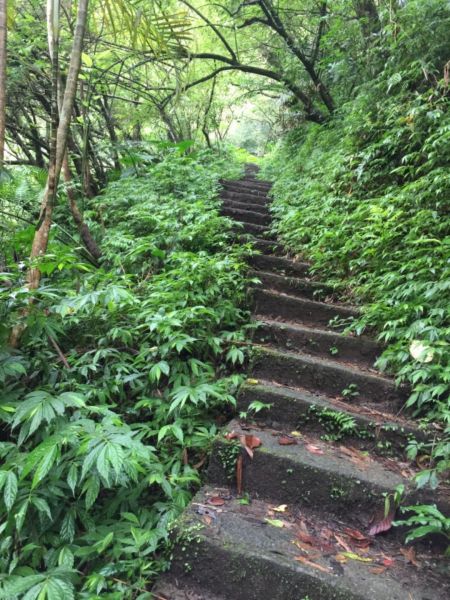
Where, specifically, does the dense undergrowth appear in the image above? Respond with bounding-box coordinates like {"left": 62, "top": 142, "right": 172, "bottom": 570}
{"left": 262, "top": 0, "right": 449, "bottom": 534}
{"left": 0, "top": 148, "right": 252, "bottom": 598}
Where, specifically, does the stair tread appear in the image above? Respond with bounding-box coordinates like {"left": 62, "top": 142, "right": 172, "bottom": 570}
{"left": 256, "top": 288, "right": 359, "bottom": 317}
{"left": 169, "top": 486, "right": 448, "bottom": 600}
{"left": 242, "top": 379, "right": 410, "bottom": 427}
{"left": 219, "top": 419, "right": 406, "bottom": 493}
{"left": 255, "top": 317, "right": 381, "bottom": 369}
{"left": 254, "top": 345, "right": 398, "bottom": 388}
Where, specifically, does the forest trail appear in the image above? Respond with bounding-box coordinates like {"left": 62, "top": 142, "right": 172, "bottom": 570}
{"left": 154, "top": 167, "right": 449, "bottom": 600}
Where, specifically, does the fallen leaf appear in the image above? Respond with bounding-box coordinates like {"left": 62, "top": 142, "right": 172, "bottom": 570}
{"left": 341, "top": 552, "right": 372, "bottom": 563}
{"left": 207, "top": 496, "right": 225, "bottom": 506}
{"left": 305, "top": 444, "right": 324, "bottom": 455}
{"left": 370, "top": 566, "right": 387, "bottom": 575}
{"left": 246, "top": 378, "right": 259, "bottom": 385}
{"left": 273, "top": 504, "right": 288, "bottom": 513}
{"left": 279, "top": 435, "right": 298, "bottom": 446}
{"left": 400, "top": 547, "right": 421, "bottom": 568}
{"left": 236, "top": 455, "right": 243, "bottom": 495}
{"left": 290, "top": 431, "right": 302, "bottom": 437}
{"left": 240, "top": 434, "right": 262, "bottom": 458}
{"left": 202, "top": 515, "right": 212, "bottom": 526}
{"left": 334, "top": 534, "right": 353, "bottom": 553}
{"left": 334, "top": 553, "right": 348, "bottom": 563}
{"left": 225, "top": 431, "right": 238, "bottom": 440}
{"left": 369, "top": 512, "right": 394, "bottom": 536}
{"left": 265, "top": 518, "right": 285, "bottom": 528}
{"left": 294, "top": 556, "right": 333, "bottom": 573}
{"left": 343, "top": 527, "right": 368, "bottom": 542}
{"left": 382, "top": 556, "right": 395, "bottom": 567}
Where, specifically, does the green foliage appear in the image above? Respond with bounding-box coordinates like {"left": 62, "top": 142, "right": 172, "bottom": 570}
{"left": 0, "top": 148, "right": 250, "bottom": 596}
{"left": 262, "top": 0, "right": 449, "bottom": 545}
{"left": 396, "top": 505, "right": 450, "bottom": 553}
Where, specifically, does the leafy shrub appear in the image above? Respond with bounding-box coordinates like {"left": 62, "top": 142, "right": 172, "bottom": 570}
{"left": 0, "top": 148, "right": 251, "bottom": 597}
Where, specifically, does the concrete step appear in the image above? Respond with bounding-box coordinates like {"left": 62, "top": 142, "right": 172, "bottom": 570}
{"left": 221, "top": 197, "right": 269, "bottom": 215}
{"left": 254, "top": 289, "right": 358, "bottom": 329}
{"left": 167, "top": 486, "right": 448, "bottom": 600}
{"left": 233, "top": 221, "right": 273, "bottom": 238}
{"left": 221, "top": 179, "right": 271, "bottom": 193}
{"left": 221, "top": 206, "right": 272, "bottom": 227}
{"left": 255, "top": 318, "right": 381, "bottom": 368}
{"left": 251, "top": 347, "right": 406, "bottom": 405}
{"left": 249, "top": 239, "right": 283, "bottom": 255}
{"left": 221, "top": 190, "right": 269, "bottom": 205}
{"left": 250, "top": 269, "right": 334, "bottom": 300}
{"left": 250, "top": 254, "right": 310, "bottom": 277}
{"left": 237, "top": 380, "right": 428, "bottom": 456}
{"left": 209, "top": 421, "right": 407, "bottom": 515}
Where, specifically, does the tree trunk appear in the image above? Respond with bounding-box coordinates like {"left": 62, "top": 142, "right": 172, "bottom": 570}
{"left": 28, "top": 0, "right": 90, "bottom": 290}
{"left": 62, "top": 151, "right": 102, "bottom": 261}
{"left": 0, "top": 0, "right": 7, "bottom": 166}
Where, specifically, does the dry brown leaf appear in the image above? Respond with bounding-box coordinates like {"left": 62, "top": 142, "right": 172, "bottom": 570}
{"left": 240, "top": 434, "right": 262, "bottom": 458}
{"left": 295, "top": 556, "right": 332, "bottom": 573}
{"left": 208, "top": 496, "right": 225, "bottom": 506}
{"left": 370, "top": 566, "right": 387, "bottom": 575}
{"left": 343, "top": 527, "right": 368, "bottom": 542}
{"left": 334, "top": 553, "right": 348, "bottom": 564}
{"left": 202, "top": 515, "right": 212, "bottom": 526}
{"left": 305, "top": 444, "right": 324, "bottom": 455}
{"left": 400, "top": 547, "right": 421, "bottom": 568}
{"left": 335, "top": 534, "right": 352, "bottom": 552}
{"left": 278, "top": 435, "right": 298, "bottom": 446}
{"left": 382, "top": 556, "right": 395, "bottom": 567}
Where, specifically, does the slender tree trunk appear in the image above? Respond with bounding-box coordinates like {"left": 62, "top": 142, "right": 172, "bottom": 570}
{"left": 62, "top": 151, "right": 101, "bottom": 261}
{"left": 28, "top": 0, "right": 90, "bottom": 290}
{"left": 0, "top": 0, "right": 7, "bottom": 166}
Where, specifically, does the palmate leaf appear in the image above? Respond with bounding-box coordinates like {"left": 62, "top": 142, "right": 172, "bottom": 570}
{"left": 97, "top": 0, "right": 191, "bottom": 54}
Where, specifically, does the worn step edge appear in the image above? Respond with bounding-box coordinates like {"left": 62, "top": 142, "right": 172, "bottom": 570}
{"left": 255, "top": 318, "right": 381, "bottom": 369}
{"left": 250, "top": 254, "right": 310, "bottom": 277}
{"left": 254, "top": 288, "right": 358, "bottom": 329}
{"left": 208, "top": 420, "right": 407, "bottom": 519}
{"left": 221, "top": 206, "right": 272, "bottom": 226}
{"left": 165, "top": 488, "right": 447, "bottom": 600}
{"left": 250, "top": 269, "right": 334, "bottom": 299}
{"left": 251, "top": 346, "right": 406, "bottom": 405}
{"left": 238, "top": 380, "right": 429, "bottom": 453}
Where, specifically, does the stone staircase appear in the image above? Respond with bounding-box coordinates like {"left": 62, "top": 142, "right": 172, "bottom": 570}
{"left": 153, "top": 167, "right": 449, "bottom": 600}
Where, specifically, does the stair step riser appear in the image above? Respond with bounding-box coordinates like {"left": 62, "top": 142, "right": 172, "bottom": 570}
{"left": 254, "top": 289, "right": 356, "bottom": 329}
{"left": 208, "top": 439, "right": 403, "bottom": 519}
{"left": 250, "top": 255, "right": 309, "bottom": 277}
{"left": 221, "top": 199, "right": 269, "bottom": 215}
{"left": 221, "top": 207, "right": 272, "bottom": 227}
{"left": 248, "top": 240, "right": 283, "bottom": 255}
{"left": 169, "top": 538, "right": 364, "bottom": 600}
{"left": 221, "top": 190, "right": 269, "bottom": 205}
{"left": 238, "top": 384, "right": 417, "bottom": 456}
{"left": 233, "top": 222, "right": 273, "bottom": 238}
{"left": 222, "top": 181, "right": 271, "bottom": 193}
{"left": 251, "top": 350, "right": 405, "bottom": 405}
{"left": 251, "top": 270, "right": 332, "bottom": 300}
{"left": 255, "top": 322, "right": 380, "bottom": 369}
